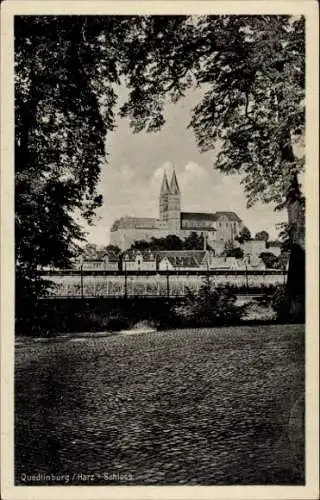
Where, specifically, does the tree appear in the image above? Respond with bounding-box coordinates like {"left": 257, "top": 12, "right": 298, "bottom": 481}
{"left": 225, "top": 247, "right": 244, "bottom": 259}
{"left": 15, "top": 17, "right": 121, "bottom": 267}
{"left": 223, "top": 239, "right": 244, "bottom": 258}
{"left": 130, "top": 239, "right": 152, "bottom": 251}
{"left": 83, "top": 243, "right": 99, "bottom": 258}
{"left": 129, "top": 234, "right": 185, "bottom": 251}
{"left": 255, "top": 231, "right": 269, "bottom": 242}
{"left": 235, "top": 226, "right": 252, "bottom": 244}
{"left": 104, "top": 245, "right": 122, "bottom": 257}
{"left": 164, "top": 235, "right": 184, "bottom": 250}
{"left": 15, "top": 16, "right": 135, "bottom": 329}
{"left": 120, "top": 15, "right": 305, "bottom": 318}
{"left": 175, "top": 277, "right": 243, "bottom": 327}
{"left": 259, "top": 251, "right": 280, "bottom": 269}
{"left": 184, "top": 232, "right": 204, "bottom": 250}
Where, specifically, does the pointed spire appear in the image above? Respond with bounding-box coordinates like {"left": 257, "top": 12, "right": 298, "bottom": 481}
{"left": 170, "top": 168, "right": 180, "bottom": 194}
{"left": 160, "top": 170, "right": 170, "bottom": 194}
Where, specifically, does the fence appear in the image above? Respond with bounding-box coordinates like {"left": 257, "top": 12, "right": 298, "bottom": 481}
{"left": 41, "top": 270, "right": 287, "bottom": 298}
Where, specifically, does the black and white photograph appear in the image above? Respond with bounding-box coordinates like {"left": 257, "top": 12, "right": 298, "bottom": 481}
{"left": 1, "top": 1, "right": 319, "bottom": 499}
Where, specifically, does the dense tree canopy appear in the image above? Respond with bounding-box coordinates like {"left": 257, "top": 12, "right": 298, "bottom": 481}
{"left": 259, "top": 251, "right": 280, "bottom": 269}
{"left": 129, "top": 232, "right": 206, "bottom": 252}
{"left": 235, "top": 226, "right": 252, "bottom": 244}
{"left": 255, "top": 231, "right": 270, "bottom": 242}
{"left": 121, "top": 15, "right": 305, "bottom": 209}
{"left": 15, "top": 16, "right": 133, "bottom": 274}
{"left": 224, "top": 246, "right": 244, "bottom": 259}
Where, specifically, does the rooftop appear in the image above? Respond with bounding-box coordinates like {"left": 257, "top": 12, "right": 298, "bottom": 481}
{"left": 156, "top": 250, "right": 207, "bottom": 266}
{"left": 181, "top": 212, "right": 218, "bottom": 221}
{"left": 215, "top": 211, "right": 242, "bottom": 222}
{"left": 123, "top": 250, "right": 156, "bottom": 262}
{"left": 111, "top": 217, "right": 159, "bottom": 231}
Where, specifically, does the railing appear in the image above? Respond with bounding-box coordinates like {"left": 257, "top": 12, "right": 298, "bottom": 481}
{"left": 39, "top": 269, "right": 287, "bottom": 299}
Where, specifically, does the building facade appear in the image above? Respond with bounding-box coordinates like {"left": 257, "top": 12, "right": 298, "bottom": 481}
{"left": 110, "top": 169, "right": 244, "bottom": 251}
{"left": 122, "top": 250, "right": 157, "bottom": 271}
{"left": 73, "top": 250, "right": 119, "bottom": 271}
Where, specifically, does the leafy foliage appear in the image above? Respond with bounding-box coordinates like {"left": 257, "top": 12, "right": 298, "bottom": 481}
{"left": 255, "top": 231, "right": 269, "bottom": 242}
{"left": 184, "top": 232, "right": 206, "bottom": 250}
{"left": 15, "top": 16, "right": 139, "bottom": 316}
{"left": 129, "top": 232, "right": 206, "bottom": 251}
{"left": 104, "top": 245, "right": 122, "bottom": 257}
{"left": 259, "top": 251, "right": 280, "bottom": 269}
{"left": 174, "top": 277, "right": 245, "bottom": 327}
{"left": 226, "top": 246, "right": 244, "bottom": 259}
{"left": 222, "top": 240, "right": 244, "bottom": 258}
{"left": 120, "top": 16, "right": 305, "bottom": 208}
{"left": 235, "top": 226, "right": 252, "bottom": 244}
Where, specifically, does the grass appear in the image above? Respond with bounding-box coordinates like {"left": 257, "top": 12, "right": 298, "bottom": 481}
{"left": 15, "top": 324, "right": 304, "bottom": 485}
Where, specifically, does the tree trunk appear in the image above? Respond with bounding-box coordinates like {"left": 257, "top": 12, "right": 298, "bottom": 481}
{"left": 286, "top": 175, "right": 305, "bottom": 322}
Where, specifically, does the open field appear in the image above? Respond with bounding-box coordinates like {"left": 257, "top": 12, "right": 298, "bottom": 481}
{"left": 15, "top": 324, "right": 304, "bottom": 485}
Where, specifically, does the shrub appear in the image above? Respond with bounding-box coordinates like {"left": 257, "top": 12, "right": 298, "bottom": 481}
{"left": 174, "top": 277, "right": 246, "bottom": 327}
{"left": 259, "top": 251, "right": 280, "bottom": 269}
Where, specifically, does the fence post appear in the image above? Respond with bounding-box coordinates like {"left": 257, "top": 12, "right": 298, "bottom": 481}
{"left": 124, "top": 260, "right": 127, "bottom": 298}
{"left": 244, "top": 262, "right": 249, "bottom": 293}
{"left": 166, "top": 266, "right": 170, "bottom": 298}
{"left": 80, "top": 264, "right": 84, "bottom": 299}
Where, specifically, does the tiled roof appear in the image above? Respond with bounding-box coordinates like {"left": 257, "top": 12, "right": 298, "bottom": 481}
{"left": 215, "top": 211, "right": 242, "bottom": 222}
{"left": 123, "top": 250, "right": 156, "bottom": 262}
{"left": 111, "top": 217, "right": 159, "bottom": 231}
{"left": 155, "top": 250, "right": 206, "bottom": 265}
{"left": 209, "top": 257, "right": 240, "bottom": 269}
{"left": 84, "top": 250, "right": 118, "bottom": 262}
{"left": 181, "top": 212, "right": 218, "bottom": 221}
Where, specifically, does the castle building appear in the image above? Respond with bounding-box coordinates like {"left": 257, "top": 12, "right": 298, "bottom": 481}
{"left": 110, "top": 169, "right": 244, "bottom": 251}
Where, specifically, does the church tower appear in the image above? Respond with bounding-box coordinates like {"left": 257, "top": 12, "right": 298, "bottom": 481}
{"left": 159, "top": 171, "right": 170, "bottom": 222}
{"left": 167, "top": 168, "right": 181, "bottom": 230}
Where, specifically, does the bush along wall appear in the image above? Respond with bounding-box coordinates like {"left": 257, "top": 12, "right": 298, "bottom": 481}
{"left": 172, "top": 278, "right": 247, "bottom": 328}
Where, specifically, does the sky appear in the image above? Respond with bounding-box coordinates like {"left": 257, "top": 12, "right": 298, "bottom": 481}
{"left": 85, "top": 85, "right": 291, "bottom": 246}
